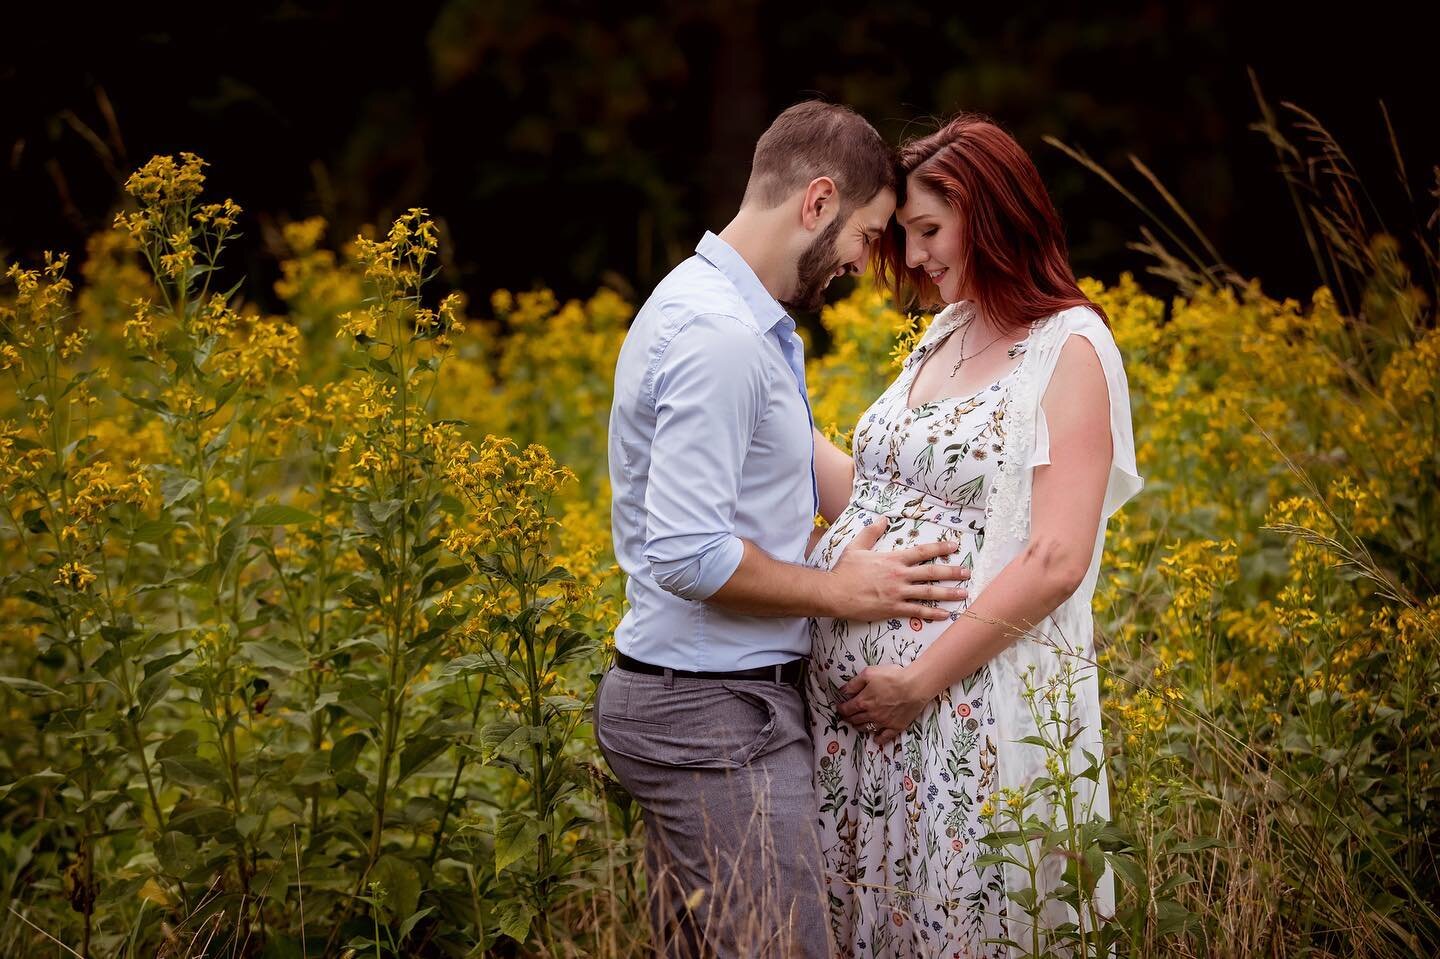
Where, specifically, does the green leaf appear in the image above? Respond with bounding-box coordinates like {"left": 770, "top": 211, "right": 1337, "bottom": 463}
{"left": 216, "top": 526, "right": 241, "bottom": 571}
{"left": 1171, "top": 837, "right": 1226, "bottom": 854}
{"left": 249, "top": 504, "right": 319, "bottom": 526}
{"left": 0, "top": 768, "right": 65, "bottom": 800}
{"left": 143, "top": 649, "right": 192, "bottom": 680}
{"left": 291, "top": 750, "right": 333, "bottom": 787}
{"left": 343, "top": 582, "right": 381, "bottom": 608}
{"left": 1153, "top": 899, "right": 1196, "bottom": 938}
{"left": 368, "top": 353, "right": 398, "bottom": 379}
{"left": 357, "top": 544, "right": 389, "bottom": 574}
{"left": 495, "top": 900, "right": 536, "bottom": 942}
{"left": 439, "top": 653, "right": 489, "bottom": 678}
{"left": 121, "top": 391, "right": 171, "bottom": 415}
{"left": 335, "top": 684, "right": 384, "bottom": 727}
{"left": 398, "top": 736, "right": 448, "bottom": 785}
{"left": 58, "top": 369, "right": 96, "bottom": 399}
{"left": 1105, "top": 852, "right": 1146, "bottom": 889}
{"left": 370, "top": 499, "right": 403, "bottom": 523}
{"left": 494, "top": 812, "right": 541, "bottom": 876}
{"left": 21, "top": 507, "right": 48, "bottom": 534}
{"left": 130, "top": 518, "right": 178, "bottom": 543}
{"left": 398, "top": 906, "right": 435, "bottom": 942}
{"left": 480, "top": 720, "right": 546, "bottom": 761}
{"left": 0, "top": 676, "right": 61, "bottom": 697}
{"left": 156, "top": 831, "right": 199, "bottom": 877}
{"left": 421, "top": 564, "right": 470, "bottom": 596}
{"left": 371, "top": 854, "right": 420, "bottom": 920}
{"left": 135, "top": 671, "right": 170, "bottom": 717}
{"left": 159, "top": 754, "right": 223, "bottom": 790}
{"left": 203, "top": 418, "right": 236, "bottom": 460}
{"left": 330, "top": 732, "right": 369, "bottom": 773}
{"left": 162, "top": 475, "right": 201, "bottom": 509}
{"left": 155, "top": 729, "right": 199, "bottom": 760}
{"left": 240, "top": 640, "right": 308, "bottom": 673}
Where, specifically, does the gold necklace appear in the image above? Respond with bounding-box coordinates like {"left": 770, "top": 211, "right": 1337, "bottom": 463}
{"left": 948, "top": 319, "right": 1006, "bottom": 378}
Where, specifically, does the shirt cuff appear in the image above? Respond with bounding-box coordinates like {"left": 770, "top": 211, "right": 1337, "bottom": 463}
{"left": 689, "top": 535, "right": 745, "bottom": 601}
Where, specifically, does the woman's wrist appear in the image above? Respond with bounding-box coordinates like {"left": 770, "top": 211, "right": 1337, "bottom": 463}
{"left": 902, "top": 656, "right": 948, "bottom": 704}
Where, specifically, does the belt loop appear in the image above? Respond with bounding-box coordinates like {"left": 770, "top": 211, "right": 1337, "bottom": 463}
{"left": 773, "top": 663, "right": 782, "bottom": 685}
{"left": 663, "top": 667, "right": 675, "bottom": 689}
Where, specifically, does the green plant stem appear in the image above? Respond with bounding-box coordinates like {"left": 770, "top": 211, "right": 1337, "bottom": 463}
{"left": 428, "top": 673, "right": 488, "bottom": 869}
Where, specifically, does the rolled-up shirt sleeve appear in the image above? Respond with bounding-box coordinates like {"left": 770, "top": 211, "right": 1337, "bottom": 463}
{"left": 642, "top": 312, "right": 769, "bottom": 601}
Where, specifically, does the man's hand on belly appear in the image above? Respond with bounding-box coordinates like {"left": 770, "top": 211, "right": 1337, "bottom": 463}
{"left": 823, "top": 517, "right": 970, "bottom": 622}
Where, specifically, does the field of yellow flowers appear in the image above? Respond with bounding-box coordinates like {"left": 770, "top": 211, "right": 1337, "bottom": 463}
{"left": 0, "top": 153, "right": 1436, "bottom": 958}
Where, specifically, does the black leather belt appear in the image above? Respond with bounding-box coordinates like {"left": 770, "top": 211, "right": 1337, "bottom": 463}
{"left": 615, "top": 651, "right": 806, "bottom": 688}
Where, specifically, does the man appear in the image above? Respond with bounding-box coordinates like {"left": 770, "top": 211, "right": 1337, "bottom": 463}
{"left": 598, "top": 100, "right": 970, "bottom": 958}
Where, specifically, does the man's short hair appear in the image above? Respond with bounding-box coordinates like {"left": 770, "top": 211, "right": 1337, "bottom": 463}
{"left": 741, "top": 100, "right": 895, "bottom": 212}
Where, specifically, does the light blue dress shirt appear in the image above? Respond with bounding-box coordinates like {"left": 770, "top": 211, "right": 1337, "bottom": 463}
{"left": 608, "top": 231, "right": 818, "bottom": 671}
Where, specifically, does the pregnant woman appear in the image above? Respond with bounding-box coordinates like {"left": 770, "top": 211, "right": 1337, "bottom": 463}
{"left": 806, "top": 114, "right": 1144, "bottom": 958}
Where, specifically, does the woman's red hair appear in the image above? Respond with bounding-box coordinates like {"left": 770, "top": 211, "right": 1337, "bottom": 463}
{"left": 876, "top": 113, "right": 1108, "bottom": 334}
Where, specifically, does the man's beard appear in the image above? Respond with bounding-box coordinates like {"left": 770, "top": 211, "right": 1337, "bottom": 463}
{"left": 780, "top": 215, "right": 846, "bottom": 313}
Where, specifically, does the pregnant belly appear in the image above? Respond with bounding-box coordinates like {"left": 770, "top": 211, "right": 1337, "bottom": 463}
{"left": 807, "top": 521, "right": 975, "bottom": 698}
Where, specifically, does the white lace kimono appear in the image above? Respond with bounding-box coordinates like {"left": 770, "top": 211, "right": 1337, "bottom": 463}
{"left": 953, "top": 300, "right": 1144, "bottom": 952}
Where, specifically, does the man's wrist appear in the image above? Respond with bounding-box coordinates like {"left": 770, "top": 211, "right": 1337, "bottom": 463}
{"left": 812, "top": 570, "right": 844, "bottom": 619}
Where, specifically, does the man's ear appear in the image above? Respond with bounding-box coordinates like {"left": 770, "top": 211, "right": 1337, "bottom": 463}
{"left": 800, "top": 176, "right": 838, "bottom": 230}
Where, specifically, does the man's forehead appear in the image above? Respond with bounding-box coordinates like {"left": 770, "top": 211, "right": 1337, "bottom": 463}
{"left": 857, "top": 188, "right": 896, "bottom": 230}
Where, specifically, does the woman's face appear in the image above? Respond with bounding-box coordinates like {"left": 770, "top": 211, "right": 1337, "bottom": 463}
{"left": 896, "top": 178, "right": 965, "bottom": 304}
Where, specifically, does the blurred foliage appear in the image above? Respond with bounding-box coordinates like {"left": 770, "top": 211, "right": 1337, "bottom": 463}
{"left": 6, "top": 1, "right": 1438, "bottom": 311}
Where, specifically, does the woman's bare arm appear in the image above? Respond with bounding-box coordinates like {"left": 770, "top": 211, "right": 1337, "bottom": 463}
{"left": 834, "top": 334, "right": 1114, "bottom": 743}
{"left": 813, "top": 426, "right": 856, "bottom": 524}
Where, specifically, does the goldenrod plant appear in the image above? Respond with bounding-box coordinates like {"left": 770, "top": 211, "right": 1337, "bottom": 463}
{"left": 0, "top": 116, "right": 1436, "bottom": 955}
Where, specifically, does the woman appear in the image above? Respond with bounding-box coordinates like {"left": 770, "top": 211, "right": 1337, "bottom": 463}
{"left": 805, "top": 113, "right": 1144, "bottom": 958}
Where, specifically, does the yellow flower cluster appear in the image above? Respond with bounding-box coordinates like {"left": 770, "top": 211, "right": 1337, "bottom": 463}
{"left": 1157, "top": 538, "right": 1238, "bottom": 631}
{"left": 273, "top": 218, "right": 366, "bottom": 328}
{"left": 806, "top": 278, "right": 922, "bottom": 452}
{"left": 114, "top": 154, "right": 243, "bottom": 284}
{"left": 117, "top": 152, "right": 208, "bottom": 207}
{"left": 53, "top": 561, "right": 97, "bottom": 591}
{"left": 70, "top": 460, "right": 152, "bottom": 527}
{"left": 1, "top": 253, "right": 73, "bottom": 353}
{"left": 443, "top": 435, "right": 576, "bottom": 556}
{"left": 350, "top": 208, "right": 439, "bottom": 292}
{"left": 212, "top": 315, "right": 302, "bottom": 387}
{"left": 483, "top": 287, "right": 630, "bottom": 494}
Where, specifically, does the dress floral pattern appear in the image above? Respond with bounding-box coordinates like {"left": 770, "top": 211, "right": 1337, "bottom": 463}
{"left": 805, "top": 320, "right": 1032, "bottom": 959}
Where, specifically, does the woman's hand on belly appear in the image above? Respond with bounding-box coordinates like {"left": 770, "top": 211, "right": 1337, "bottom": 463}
{"left": 835, "top": 664, "right": 928, "bottom": 747}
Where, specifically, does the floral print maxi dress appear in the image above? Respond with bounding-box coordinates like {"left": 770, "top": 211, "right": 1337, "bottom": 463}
{"left": 805, "top": 326, "right": 1031, "bottom": 959}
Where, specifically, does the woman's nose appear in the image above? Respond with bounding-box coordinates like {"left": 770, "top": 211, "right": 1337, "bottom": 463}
{"left": 906, "top": 245, "right": 927, "bottom": 269}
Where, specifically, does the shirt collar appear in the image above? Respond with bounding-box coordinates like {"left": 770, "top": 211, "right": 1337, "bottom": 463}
{"left": 695, "top": 231, "right": 792, "bottom": 333}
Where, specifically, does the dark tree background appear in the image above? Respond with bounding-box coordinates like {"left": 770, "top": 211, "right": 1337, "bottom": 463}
{"left": 4, "top": 0, "right": 1436, "bottom": 314}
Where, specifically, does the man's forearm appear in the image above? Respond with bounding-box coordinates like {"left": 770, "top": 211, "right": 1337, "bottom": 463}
{"left": 705, "top": 539, "right": 840, "bottom": 619}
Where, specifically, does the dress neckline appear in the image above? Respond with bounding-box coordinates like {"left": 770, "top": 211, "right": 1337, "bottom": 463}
{"left": 901, "top": 320, "right": 1032, "bottom": 414}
